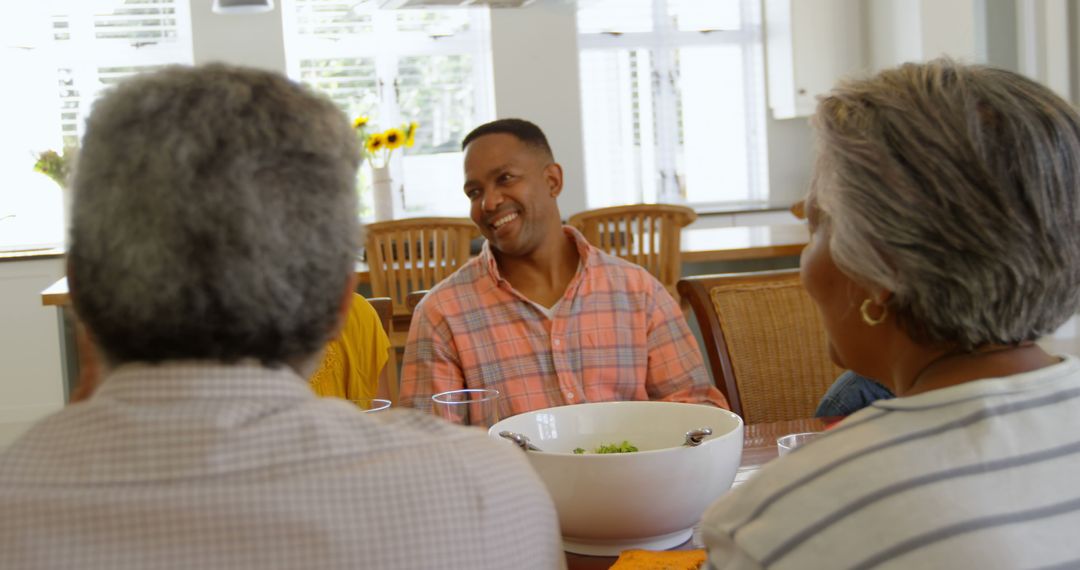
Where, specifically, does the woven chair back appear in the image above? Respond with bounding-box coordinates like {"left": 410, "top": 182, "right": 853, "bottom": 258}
{"left": 679, "top": 270, "right": 843, "bottom": 423}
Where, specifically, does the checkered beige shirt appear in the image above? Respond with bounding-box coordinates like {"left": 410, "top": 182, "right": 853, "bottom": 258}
{"left": 0, "top": 362, "right": 564, "bottom": 569}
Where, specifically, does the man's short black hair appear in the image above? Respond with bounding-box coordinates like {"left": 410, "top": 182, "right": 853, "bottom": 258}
{"left": 461, "top": 118, "right": 554, "bottom": 159}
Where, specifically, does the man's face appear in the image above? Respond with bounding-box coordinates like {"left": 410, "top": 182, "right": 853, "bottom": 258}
{"left": 463, "top": 133, "right": 563, "bottom": 257}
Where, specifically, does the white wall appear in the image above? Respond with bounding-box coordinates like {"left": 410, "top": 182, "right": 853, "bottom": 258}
{"left": 920, "top": 0, "right": 980, "bottom": 62}
{"left": 489, "top": 1, "right": 589, "bottom": 217}
{"left": 1016, "top": 0, "right": 1074, "bottom": 102}
{"left": 190, "top": 0, "right": 287, "bottom": 72}
{"left": 763, "top": 116, "right": 813, "bottom": 205}
{"left": 766, "top": 0, "right": 866, "bottom": 119}
{"left": 0, "top": 257, "right": 65, "bottom": 448}
{"left": 867, "top": 0, "right": 924, "bottom": 69}
{"left": 985, "top": 0, "right": 1020, "bottom": 72}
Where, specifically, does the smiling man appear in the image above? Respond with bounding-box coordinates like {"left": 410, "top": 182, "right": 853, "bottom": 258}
{"left": 400, "top": 118, "right": 727, "bottom": 421}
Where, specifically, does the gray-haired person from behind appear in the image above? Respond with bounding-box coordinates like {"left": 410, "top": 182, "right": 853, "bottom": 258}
{"left": 701, "top": 59, "right": 1080, "bottom": 568}
{"left": 0, "top": 64, "right": 563, "bottom": 570}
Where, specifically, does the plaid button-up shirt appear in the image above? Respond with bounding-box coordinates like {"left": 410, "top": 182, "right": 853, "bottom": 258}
{"left": 401, "top": 226, "right": 728, "bottom": 419}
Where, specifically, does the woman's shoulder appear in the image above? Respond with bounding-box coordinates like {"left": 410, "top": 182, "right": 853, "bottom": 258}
{"left": 342, "top": 294, "right": 381, "bottom": 333}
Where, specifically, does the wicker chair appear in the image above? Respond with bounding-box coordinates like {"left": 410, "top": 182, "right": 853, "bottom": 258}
{"left": 365, "top": 217, "right": 478, "bottom": 316}
{"left": 568, "top": 204, "right": 697, "bottom": 297}
{"left": 677, "top": 269, "right": 843, "bottom": 423}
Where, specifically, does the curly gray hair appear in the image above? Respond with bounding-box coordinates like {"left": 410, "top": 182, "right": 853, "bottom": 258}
{"left": 809, "top": 59, "right": 1080, "bottom": 351}
{"left": 68, "top": 64, "right": 360, "bottom": 365}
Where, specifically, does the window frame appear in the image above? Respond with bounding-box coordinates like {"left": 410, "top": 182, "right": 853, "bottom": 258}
{"left": 577, "top": 0, "right": 768, "bottom": 210}
{"left": 280, "top": 2, "right": 494, "bottom": 219}
{"left": 0, "top": 0, "right": 194, "bottom": 251}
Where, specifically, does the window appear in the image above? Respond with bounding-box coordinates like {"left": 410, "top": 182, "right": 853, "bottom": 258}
{"left": 0, "top": 0, "right": 193, "bottom": 250}
{"left": 577, "top": 0, "right": 768, "bottom": 210}
{"left": 281, "top": 1, "right": 494, "bottom": 219}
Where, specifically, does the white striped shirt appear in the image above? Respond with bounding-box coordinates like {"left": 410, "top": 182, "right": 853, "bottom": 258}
{"left": 701, "top": 354, "right": 1080, "bottom": 570}
{"left": 0, "top": 362, "right": 565, "bottom": 570}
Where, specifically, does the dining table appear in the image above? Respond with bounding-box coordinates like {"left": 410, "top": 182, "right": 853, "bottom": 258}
{"left": 564, "top": 417, "right": 829, "bottom": 570}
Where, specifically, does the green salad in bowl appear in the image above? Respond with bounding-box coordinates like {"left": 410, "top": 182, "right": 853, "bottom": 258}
{"left": 572, "top": 440, "right": 639, "bottom": 454}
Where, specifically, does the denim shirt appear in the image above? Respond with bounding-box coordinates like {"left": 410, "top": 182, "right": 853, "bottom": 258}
{"left": 814, "top": 370, "right": 895, "bottom": 417}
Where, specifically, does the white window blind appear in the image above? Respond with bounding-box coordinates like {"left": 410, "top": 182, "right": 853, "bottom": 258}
{"left": 282, "top": 1, "right": 494, "bottom": 219}
{"left": 577, "top": 0, "right": 768, "bottom": 210}
{"left": 52, "top": 0, "right": 194, "bottom": 147}
{"left": 0, "top": 0, "right": 192, "bottom": 250}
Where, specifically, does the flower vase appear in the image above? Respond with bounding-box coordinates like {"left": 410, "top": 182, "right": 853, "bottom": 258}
{"left": 371, "top": 165, "right": 394, "bottom": 222}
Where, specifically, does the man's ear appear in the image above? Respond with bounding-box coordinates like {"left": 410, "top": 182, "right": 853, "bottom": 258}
{"left": 544, "top": 162, "right": 564, "bottom": 198}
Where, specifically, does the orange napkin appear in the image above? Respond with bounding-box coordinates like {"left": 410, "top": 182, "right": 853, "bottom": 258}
{"left": 608, "top": 549, "right": 706, "bottom": 570}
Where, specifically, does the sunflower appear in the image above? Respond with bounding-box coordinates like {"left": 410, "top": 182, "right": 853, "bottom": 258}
{"left": 405, "top": 121, "right": 418, "bottom": 148}
{"left": 383, "top": 128, "right": 406, "bottom": 150}
{"left": 353, "top": 116, "right": 369, "bottom": 130}
{"left": 365, "top": 133, "right": 385, "bottom": 153}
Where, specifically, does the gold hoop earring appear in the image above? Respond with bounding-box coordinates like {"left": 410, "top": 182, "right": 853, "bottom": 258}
{"left": 860, "top": 298, "right": 887, "bottom": 326}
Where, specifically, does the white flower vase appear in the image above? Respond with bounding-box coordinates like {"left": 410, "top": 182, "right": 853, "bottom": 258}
{"left": 371, "top": 165, "right": 394, "bottom": 222}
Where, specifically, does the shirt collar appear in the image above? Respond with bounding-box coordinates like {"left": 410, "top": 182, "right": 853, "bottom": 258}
{"left": 870, "top": 354, "right": 1080, "bottom": 411}
{"left": 92, "top": 360, "right": 316, "bottom": 403}
{"left": 479, "top": 225, "right": 598, "bottom": 285}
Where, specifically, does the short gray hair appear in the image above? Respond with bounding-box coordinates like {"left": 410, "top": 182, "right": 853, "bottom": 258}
{"left": 69, "top": 64, "right": 360, "bottom": 365}
{"left": 810, "top": 59, "right": 1080, "bottom": 350}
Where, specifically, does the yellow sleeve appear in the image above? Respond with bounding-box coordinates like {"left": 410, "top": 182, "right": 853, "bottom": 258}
{"left": 339, "top": 295, "right": 390, "bottom": 402}
{"left": 309, "top": 294, "right": 390, "bottom": 402}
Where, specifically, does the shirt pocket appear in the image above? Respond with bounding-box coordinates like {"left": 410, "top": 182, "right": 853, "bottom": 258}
{"left": 577, "top": 327, "right": 647, "bottom": 400}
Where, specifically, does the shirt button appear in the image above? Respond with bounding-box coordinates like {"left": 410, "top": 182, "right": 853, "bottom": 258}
{"left": 553, "top": 338, "right": 561, "bottom": 347}
{"left": 566, "top": 392, "right": 575, "bottom": 400}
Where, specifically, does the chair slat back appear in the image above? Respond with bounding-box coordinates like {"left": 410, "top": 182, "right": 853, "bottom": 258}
{"left": 365, "top": 297, "right": 393, "bottom": 338}
{"left": 569, "top": 204, "right": 695, "bottom": 296}
{"left": 363, "top": 296, "right": 398, "bottom": 403}
{"left": 678, "top": 270, "right": 843, "bottom": 423}
{"left": 406, "top": 289, "right": 428, "bottom": 313}
{"left": 365, "top": 218, "right": 477, "bottom": 315}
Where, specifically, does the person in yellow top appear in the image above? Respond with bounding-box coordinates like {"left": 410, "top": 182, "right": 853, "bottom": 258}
{"left": 309, "top": 294, "right": 392, "bottom": 403}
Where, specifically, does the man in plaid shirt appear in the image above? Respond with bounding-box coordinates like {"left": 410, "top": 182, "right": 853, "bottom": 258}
{"left": 401, "top": 118, "right": 728, "bottom": 421}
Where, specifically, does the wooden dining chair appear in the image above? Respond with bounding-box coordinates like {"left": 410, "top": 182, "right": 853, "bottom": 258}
{"left": 406, "top": 289, "right": 428, "bottom": 313}
{"left": 568, "top": 204, "right": 697, "bottom": 297}
{"left": 677, "top": 269, "right": 843, "bottom": 424}
{"left": 365, "top": 296, "right": 399, "bottom": 404}
{"left": 365, "top": 217, "right": 478, "bottom": 317}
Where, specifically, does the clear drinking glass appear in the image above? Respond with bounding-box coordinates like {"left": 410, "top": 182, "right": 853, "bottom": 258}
{"left": 350, "top": 398, "right": 392, "bottom": 413}
{"left": 431, "top": 388, "right": 500, "bottom": 427}
{"left": 776, "top": 432, "right": 821, "bottom": 456}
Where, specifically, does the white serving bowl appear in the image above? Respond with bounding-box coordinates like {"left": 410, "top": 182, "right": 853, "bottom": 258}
{"left": 488, "top": 401, "right": 744, "bottom": 555}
